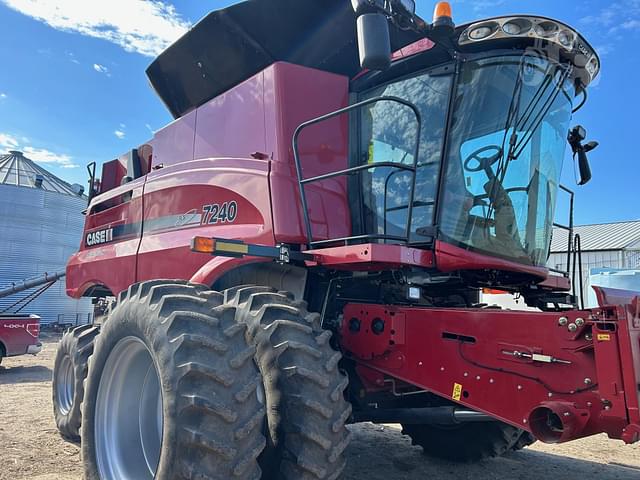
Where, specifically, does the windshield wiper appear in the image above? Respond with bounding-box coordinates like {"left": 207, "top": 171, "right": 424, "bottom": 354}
{"left": 505, "top": 65, "right": 573, "bottom": 165}
{"left": 483, "top": 57, "right": 573, "bottom": 229}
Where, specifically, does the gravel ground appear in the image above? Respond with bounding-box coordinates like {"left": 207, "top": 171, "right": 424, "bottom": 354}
{"left": 1, "top": 338, "right": 639, "bottom": 480}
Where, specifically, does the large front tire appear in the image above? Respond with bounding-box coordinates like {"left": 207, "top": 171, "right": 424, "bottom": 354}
{"left": 227, "top": 286, "right": 352, "bottom": 480}
{"left": 52, "top": 324, "right": 100, "bottom": 440}
{"left": 81, "top": 280, "right": 266, "bottom": 480}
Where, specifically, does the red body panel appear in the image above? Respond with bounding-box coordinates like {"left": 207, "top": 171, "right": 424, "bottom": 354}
{"left": 341, "top": 289, "right": 640, "bottom": 443}
{"left": 67, "top": 179, "right": 144, "bottom": 297}
{"left": 99, "top": 159, "right": 127, "bottom": 193}
{"left": 306, "top": 243, "right": 434, "bottom": 270}
{"left": 593, "top": 287, "right": 640, "bottom": 441}
{"left": 151, "top": 110, "right": 197, "bottom": 169}
{"left": 67, "top": 62, "right": 351, "bottom": 297}
{"left": 136, "top": 158, "right": 274, "bottom": 283}
{"left": 268, "top": 63, "right": 351, "bottom": 244}
{"left": 0, "top": 315, "right": 41, "bottom": 357}
{"left": 435, "top": 240, "right": 549, "bottom": 280}
{"left": 194, "top": 74, "right": 269, "bottom": 161}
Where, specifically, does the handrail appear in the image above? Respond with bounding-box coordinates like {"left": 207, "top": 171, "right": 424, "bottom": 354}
{"left": 552, "top": 184, "right": 575, "bottom": 279}
{"left": 292, "top": 95, "right": 422, "bottom": 248}
{"left": 300, "top": 162, "right": 415, "bottom": 185}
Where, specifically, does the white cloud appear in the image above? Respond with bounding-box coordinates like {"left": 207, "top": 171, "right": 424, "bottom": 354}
{"left": 0, "top": 132, "right": 79, "bottom": 168}
{"left": 471, "top": 0, "right": 506, "bottom": 14}
{"left": 115, "top": 124, "right": 127, "bottom": 139}
{"left": 1, "top": 0, "right": 191, "bottom": 57}
{"left": 66, "top": 51, "right": 80, "bottom": 64}
{"left": 0, "top": 93, "right": 7, "bottom": 100}
{"left": 622, "top": 19, "right": 640, "bottom": 30}
{"left": 577, "top": 0, "right": 639, "bottom": 67}
{"left": 595, "top": 44, "right": 613, "bottom": 57}
{"left": 93, "top": 63, "right": 110, "bottom": 76}
{"left": 0, "top": 133, "right": 20, "bottom": 150}
{"left": 580, "top": 0, "right": 640, "bottom": 33}
{"left": 23, "top": 146, "right": 78, "bottom": 168}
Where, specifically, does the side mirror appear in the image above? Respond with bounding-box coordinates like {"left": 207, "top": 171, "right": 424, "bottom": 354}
{"left": 576, "top": 150, "right": 592, "bottom": 186}
{"left": 356, "top": 13, "right": 391, "bottom": 71}
{"left": 568, "top": 125, "right": 598, "bottom": 186}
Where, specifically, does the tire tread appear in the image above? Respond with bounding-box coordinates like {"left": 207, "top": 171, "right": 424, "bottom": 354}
{"left": 229, "top": 286, "right": 352, "bottom": 480}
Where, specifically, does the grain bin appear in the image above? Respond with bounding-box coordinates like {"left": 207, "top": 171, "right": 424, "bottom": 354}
{"left": 0, "top": 150, "right": 92, "bottom": 325}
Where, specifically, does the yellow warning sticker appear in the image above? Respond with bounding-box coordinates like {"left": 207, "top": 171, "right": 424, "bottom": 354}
{"left": 452, "top": 383, "right": 463, "bottom": 401}
{"left": 597, "top": 333, "right": 611, "bottom": 341}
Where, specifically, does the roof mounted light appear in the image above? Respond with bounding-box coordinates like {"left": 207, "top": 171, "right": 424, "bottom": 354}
{"left": 502, "top": 18, "right": 532, "bottom": 36}
{"left": 585, "top": 57, "right": 599, "bottom": 76}
{"left": 458, "top": 16, "right": 600, "bottom": 84}
{"left": 557, "top": 30, "right": 576, "bottom": 49}
{"left": 534, "top": 21, "right": 558, "bottom": 38}
{"left": 469, "top": 25, "right": 494, "bottom": 40}
{"left": 433, "top": 1, "right": 452, "bottom": 22}
{"left": 502, "top": 22, "right": 521, "bottom": 35}
{"left": 432, "top": 2, "right": 454, "bottom": 31}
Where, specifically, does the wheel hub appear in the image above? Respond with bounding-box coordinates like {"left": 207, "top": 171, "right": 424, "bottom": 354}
{"left": 94, "top": 336, "right": 163, "bottom": 480}
{"left": 55, "top": 354, "right": 75, "bottom": 415}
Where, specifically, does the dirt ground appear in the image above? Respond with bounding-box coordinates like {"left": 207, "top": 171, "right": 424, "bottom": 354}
{"left": 1, "top": 338, "right": 639, "bottom": 480}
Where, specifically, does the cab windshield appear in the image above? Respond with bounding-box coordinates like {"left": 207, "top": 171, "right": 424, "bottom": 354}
{"left": 440, "top": 55, "right": 574, "bottom": 266}
{"left": 358, "top": 53, "right": 574, "bottom": 267}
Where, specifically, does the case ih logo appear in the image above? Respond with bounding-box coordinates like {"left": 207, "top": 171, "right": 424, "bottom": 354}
{"left": 86, "top": 228, "right": 114, "bottom": 246}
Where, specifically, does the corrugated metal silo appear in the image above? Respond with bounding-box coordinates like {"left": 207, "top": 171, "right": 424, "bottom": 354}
{"left": 0, "top": 150, "right": 93, "bottom": 325}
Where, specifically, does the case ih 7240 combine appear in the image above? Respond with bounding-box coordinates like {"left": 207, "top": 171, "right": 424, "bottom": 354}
{"left": 51, "top": 1, "right": 639, "bottom": 479}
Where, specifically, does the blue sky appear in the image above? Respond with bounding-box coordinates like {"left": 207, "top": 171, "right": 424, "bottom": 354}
{"left": 0, "top": 0, "right": 637, "bottom": 225}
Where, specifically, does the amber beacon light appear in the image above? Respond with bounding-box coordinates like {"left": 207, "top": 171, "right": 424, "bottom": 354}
{"left": 433, "top": 2, "right": 453, "bottom": 26}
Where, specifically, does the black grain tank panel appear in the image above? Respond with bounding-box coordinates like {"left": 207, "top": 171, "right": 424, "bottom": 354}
{"left": 146, "top": 0, "right": 422, "bottom": 118}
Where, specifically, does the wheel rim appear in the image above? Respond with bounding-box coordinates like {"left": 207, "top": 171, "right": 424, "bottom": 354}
{"left": 56, "top": 354, "right": 75, "bottom": 415}
{"left": 95, "top": 337, "right": 163, "bottom": 480}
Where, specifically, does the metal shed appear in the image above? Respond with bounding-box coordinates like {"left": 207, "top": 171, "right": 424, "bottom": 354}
{"left": 548, "top": 220, "right": 640, "bottom": 300}
{"left": 0, "top": 150, "right": 93, "bottom": 325}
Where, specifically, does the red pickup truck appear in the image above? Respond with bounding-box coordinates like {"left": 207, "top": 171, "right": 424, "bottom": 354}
{"left": 0, "top": 314, "right": 42, "bottom": 364}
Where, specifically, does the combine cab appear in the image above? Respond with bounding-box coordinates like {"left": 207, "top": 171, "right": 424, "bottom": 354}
{"left": 53, "top": 1, "right": 640, "bottom": 479}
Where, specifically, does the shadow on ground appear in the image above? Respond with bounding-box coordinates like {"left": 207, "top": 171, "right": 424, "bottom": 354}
{"left": 343, "top": 423, "right": 640, "bottom": 480}
{"left": 0, "top": 364, "right": 52, "bottom": 384}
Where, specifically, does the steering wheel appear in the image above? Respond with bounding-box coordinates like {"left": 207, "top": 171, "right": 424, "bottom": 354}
{"left": 463, "top": 145, "right": 504, "bottom": 173}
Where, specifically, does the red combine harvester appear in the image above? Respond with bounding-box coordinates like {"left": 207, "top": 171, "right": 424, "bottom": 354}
{"left": 51, "top": 1, "right": 639, "bottom": 479}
